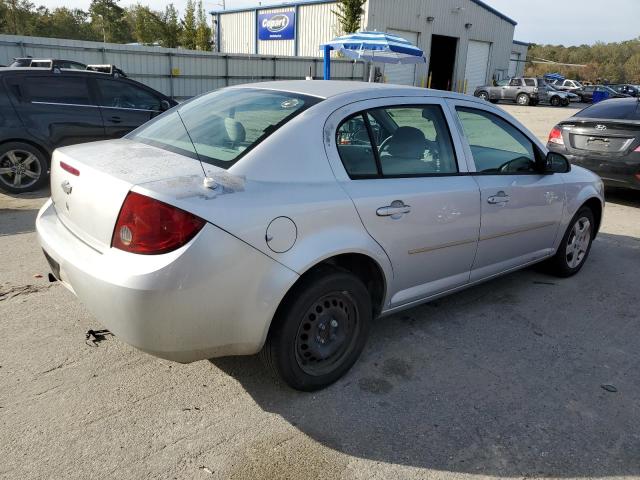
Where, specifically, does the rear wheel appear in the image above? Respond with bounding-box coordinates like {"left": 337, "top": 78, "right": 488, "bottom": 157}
{"left": 0, "top": 142, "right": 48, "bottom": 193}
{"left": 261, "top": 268, "right": 372, "bottom": 391}
{"left": 489, "top": 99, "right": 499, "bottom": 104}
{"left": 561, "top": 98, "right": 570, "bottom": 106}
{"left": 516, "top": 93, "right": 530, "bottom": 106}
{"left": 544, "top": 207, "right": 595, "bottom": 277}
{"left": 550, "top": 96, "right": 561, "bottom": 107}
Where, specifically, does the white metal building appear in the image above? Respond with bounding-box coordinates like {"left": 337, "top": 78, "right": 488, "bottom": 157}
{"left": 212, "top": 0, "right": 528, "bottom": 93}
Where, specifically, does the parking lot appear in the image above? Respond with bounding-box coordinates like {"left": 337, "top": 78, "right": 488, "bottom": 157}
{"left": 1, "top": 103, "right": 639, "bottom": 479}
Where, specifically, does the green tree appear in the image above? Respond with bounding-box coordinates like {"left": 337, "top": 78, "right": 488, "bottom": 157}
{"left": 89, "top": 0, "right": 131, "bottom": 43}
{"left": 195, "top": 0, "right": 211, "bottom": 51}
{"left": 159, "top": 3, "right": 181, "bottom": 48}
{"left": 180, "top": 0, "right": 196, "bottom": 50}
{"left": 3, "top": 0, "right": 36, "bottom": 35}
{"left": 332, "top": 0, "right": 365, "bottom": 34}
{"left": 127, "top": 4, "right": 162, "bottom": 45}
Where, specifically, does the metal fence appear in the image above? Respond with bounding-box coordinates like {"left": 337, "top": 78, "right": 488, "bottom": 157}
{"left": 0, "top": 34, "right": 367, "bottom": 99}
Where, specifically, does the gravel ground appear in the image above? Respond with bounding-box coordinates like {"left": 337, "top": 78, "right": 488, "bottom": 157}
{"left": 1, "top": 103, "right": 639, "bottom": 480}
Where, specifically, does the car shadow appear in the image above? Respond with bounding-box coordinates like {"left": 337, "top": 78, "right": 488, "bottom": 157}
{"left": 0, "top": 186, "right": 50, "bottom": 200}
{"left": 0, "top": 208, "right": 39, "bottom": 236}
{"left": 211, "top": 231, "right": 640, "bottom": 477}
{"left": 606, "top": 187, "right": 640, "bottom": 207}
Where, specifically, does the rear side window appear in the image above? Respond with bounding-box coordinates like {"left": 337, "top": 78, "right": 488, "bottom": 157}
{"left": 336, "top": 104, "right": 458, "bottom": 178}
{"left": 96, "top": 79, "right": 162, "bottom": 111}
{"left": 25, "top": 76, "right": 91, "bottom": 105}
{"left": 574, "top": 100, "right": 640, "bottom": 120}
{"left": 524, "top": 79, "right": 536, "bottom": 87}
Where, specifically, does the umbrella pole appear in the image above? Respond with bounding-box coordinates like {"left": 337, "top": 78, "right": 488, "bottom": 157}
{"left": 368, "top": 62, "right": 375, "bottom": 82}
{"left": 323, "top": 45, "right": 332, "bottom": 80}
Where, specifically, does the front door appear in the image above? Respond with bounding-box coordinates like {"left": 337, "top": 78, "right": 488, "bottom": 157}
{"left": 93, "top": 78, "right": 163, "bottom": 139}
{"left": 450, "top": 101, "right": 565, "bottom": 280}
{"left": 326, "top": 98, "right": 481, "bottom": 307}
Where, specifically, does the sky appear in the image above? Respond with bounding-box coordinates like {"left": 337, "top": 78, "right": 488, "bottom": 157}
{"left": 32, "top": 0, "right": 640, "bottom": 46}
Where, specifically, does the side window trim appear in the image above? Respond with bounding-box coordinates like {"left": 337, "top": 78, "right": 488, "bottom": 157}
{"left": 362, "top": 113, "right": 383, "bottom": 176}
{"left": 444, "top": 98, "right": 545, "bottom": 175}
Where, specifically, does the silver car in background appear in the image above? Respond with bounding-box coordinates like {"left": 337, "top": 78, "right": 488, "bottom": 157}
{"left": 37, "top": 81, "right": 605, "bottom": 391}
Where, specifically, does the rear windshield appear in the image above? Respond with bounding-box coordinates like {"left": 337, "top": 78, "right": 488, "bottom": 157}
{"left": 128, "top": 88, "right": 320, "bottom": 169}
{"left": 574, "top": 100, "right": 640, "bottom": 120}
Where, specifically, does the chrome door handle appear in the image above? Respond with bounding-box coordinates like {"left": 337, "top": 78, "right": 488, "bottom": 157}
{"left": 376, "top": 200, "right": 411, "bottom": 218}
{"left": 487, "top": 191, "right": 510, "bottom": 204}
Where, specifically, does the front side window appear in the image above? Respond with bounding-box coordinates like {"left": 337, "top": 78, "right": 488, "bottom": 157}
{"left": 97, "top": 80, "right": 162, "bottom": 111}
{"left": 129, "top": 88, "right": 319, "bottom": 169}
{"left": 26, "top": 76, "right": 91, "bottom": 105}
{"left": 336, "top": 104, "right": 458, "bottom": 178}
{"left": 456, "top": 107, "right": 538, "bottom": 174}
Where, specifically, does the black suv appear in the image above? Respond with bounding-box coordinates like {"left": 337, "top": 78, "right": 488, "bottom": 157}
{"left": 0, "top": 68, "right": 176, "bottom": 193}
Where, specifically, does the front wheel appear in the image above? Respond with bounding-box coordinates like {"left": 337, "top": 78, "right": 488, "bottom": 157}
{"left": 476, "top": 91, "right": 489, "bottom": 101}
{"left": 544, "top": 207, "right": 595, "bottom": 277}
{"left": 550, "top": 96, "right": 561, "bottom": 107}
{"left": 261, "top": 268, "right": 372, "bottom": 391}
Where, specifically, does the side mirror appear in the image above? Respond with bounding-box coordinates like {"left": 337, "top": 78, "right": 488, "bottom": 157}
{"left": 545, "top": 152, "right": 571, "bottom": 174}
{"left": 160, "top": 99, "right": 171, "bottom": 112}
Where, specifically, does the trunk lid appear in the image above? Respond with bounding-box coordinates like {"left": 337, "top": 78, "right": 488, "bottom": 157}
{"left": 50, "top": 139, "right": 205, "bottom": 252}
{"left": 561, "top": 120, "right": 640, "bottom": 157}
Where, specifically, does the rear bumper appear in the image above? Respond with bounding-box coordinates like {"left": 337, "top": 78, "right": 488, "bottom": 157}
{"left": 548, "top": 147, "right": 640, "bottom": 191}
{"left": 36, "top": 199, "right": 299, "bottom": 362}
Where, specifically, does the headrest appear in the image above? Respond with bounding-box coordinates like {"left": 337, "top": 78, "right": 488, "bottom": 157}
{"left": 386, "top": 126, "right": 426, "bottom": 158}
{"left": 224, "top": 118, "right": 246, "bottom": 143}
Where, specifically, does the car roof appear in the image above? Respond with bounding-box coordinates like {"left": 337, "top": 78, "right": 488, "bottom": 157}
{"left": 227, "top": 80, "right": 473, "bottom": 101}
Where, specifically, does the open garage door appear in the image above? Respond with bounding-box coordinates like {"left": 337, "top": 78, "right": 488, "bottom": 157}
{"left": 383, "top": 29, "right": 419, "bottom": 86}
{"left": 464, "top": 40, "right": 491, "bottom": 94}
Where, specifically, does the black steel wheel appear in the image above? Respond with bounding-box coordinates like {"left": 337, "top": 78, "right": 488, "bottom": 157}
{"left": 261, "top": 267, "right": 372, "bottom": 391}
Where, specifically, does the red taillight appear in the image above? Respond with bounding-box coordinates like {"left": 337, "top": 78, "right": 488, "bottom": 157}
{"left": 60, "top": 161, "right": 80, "bottom": 176}
{"left": 548, "top": 126, "right": 564, "bottom": 146}
{"left": 112, "top": 192, "right": 205, "bottom": 254}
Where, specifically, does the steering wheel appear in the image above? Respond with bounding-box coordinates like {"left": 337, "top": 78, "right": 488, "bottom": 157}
{"left": 496, "top": 156, "right": 535, "bottom": 173}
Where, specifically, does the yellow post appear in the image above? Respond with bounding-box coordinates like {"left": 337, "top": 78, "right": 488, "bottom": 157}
{"left": 464, "top": 79, "right": 468, "bottom": 94}
{"left": 427, "top": 72, "right": 432, "bottom": 89}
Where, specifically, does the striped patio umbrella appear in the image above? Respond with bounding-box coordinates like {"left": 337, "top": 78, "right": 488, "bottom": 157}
{"left": 320, "top": 31, "right": 426, "bottom": 80}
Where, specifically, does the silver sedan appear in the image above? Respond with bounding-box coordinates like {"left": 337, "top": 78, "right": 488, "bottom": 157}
{"left": 37, "top": 81, "right": 605, "bottom": 391}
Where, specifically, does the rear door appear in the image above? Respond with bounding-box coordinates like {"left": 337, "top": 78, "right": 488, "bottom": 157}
{"left": 93, "top": 78, "right": 164, "bottom": 138}
{"left": 9, "top": 74, "right": 104, "bottom": 148}
{"left": 448, "top": 99, "right": 565, "bottom": 280}
{"left": 325, "top": 97, "right": 481, "bottom": 307}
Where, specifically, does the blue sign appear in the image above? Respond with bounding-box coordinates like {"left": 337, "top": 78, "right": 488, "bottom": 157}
{"left": 258, "top": 12, "right": 295, "bottom": 40}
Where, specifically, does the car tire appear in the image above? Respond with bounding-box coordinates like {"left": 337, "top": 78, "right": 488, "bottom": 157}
{"left": 476, "top": 91, "right": 489, "bottom": 101}
{"left": 489, "top": 99, "right": 499, "bottom": 104}
{"left": 516, "top": 93, "right": 530, "bottom": 106}
{"left": 561, "top": 98, "right": 570, "bottom": 107}
{"left": 261, "top": 267, "right": 372, "bottom": 391}
{"left": 550, "top": 96, "right": 561, "bottom": 107}
{"left": 0, "top": 142, "right": 48, "bottom": 194}
{"left": 544, "top": 207, "right": 595, "bottom": 277}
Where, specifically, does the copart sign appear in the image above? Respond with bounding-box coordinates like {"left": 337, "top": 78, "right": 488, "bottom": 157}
{"left": 258, "top": 12, "right": 295, "bottom": 40}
